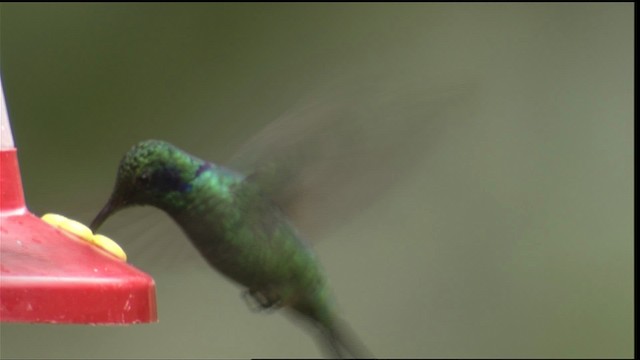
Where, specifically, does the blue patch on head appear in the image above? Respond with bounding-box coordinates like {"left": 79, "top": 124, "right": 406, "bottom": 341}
{"left": 154, "top": 166, "right": 192, "bottom": 193}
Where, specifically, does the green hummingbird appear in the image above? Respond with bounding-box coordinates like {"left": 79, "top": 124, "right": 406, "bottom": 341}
{"left": 90, "top": 139, "right": 374, "bottom": 359}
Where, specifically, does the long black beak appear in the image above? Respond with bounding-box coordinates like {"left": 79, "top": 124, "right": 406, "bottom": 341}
{"left": 90, "top": 197, "right": 120, "bottom": 232}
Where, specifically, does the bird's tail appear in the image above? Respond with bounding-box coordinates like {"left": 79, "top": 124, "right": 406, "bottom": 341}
{"left": 315, "top": 317, "right": 375, "bottom": 359}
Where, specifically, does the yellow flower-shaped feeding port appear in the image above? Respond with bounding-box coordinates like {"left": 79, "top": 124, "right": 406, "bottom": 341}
{"left": 42, "top": 213, "right": 127, "bottom": 261}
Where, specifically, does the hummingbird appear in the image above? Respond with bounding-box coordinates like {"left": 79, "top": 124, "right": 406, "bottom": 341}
{"left": 90, "top": 139, "right": 374, "bottom": 359}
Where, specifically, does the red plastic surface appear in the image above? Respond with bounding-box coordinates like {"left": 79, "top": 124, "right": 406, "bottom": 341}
{"left": 0, "top": 148, "right": 157, "bottom": 324}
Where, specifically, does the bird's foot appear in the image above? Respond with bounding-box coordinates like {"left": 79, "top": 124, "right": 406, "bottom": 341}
{"left": 241, "top": 289, "right": 282, "bottom": 313}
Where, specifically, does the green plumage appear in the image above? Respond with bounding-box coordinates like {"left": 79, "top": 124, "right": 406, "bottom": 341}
{"left": 91, "top": 139, "right": 371, "bottom": 358}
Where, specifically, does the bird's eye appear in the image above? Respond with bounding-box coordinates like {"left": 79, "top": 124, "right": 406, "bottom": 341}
{"left": 139, "top": 172, "right": 151, "bottom": 186}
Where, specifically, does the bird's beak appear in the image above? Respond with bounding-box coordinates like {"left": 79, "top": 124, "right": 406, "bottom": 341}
{"left": 90, "top": 196, "right": 122, "bottom": 232}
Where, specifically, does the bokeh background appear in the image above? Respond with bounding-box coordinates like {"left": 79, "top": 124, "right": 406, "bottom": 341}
{"left": 0, "top": 3, "right": 633, "bottom": 359}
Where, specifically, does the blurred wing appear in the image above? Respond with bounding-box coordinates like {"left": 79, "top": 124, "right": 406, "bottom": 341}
{"left": 229, "top": 76, "right": 475, "bottom": 240}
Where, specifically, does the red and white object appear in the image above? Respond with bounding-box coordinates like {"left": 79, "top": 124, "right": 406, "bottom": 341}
{"left": 0, "top": 77, "right": 157, "bottom": 324}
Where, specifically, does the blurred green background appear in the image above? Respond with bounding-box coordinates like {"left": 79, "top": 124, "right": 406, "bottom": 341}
{"left": 0, "top": 3, "right": 633, "bottom": 358}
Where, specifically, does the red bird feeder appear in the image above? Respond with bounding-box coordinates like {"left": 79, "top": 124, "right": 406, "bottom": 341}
{"left": 0, "top": 77, "right": 157, "bottom": 324}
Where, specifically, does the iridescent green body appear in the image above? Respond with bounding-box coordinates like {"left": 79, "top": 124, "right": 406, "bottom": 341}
{"left": 91, "top": 140, "right": 369, "bottom": 358}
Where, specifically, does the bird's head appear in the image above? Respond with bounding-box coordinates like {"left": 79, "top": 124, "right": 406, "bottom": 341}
{"left": 90, "top": 139, "right": 200, "bottom": 232}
